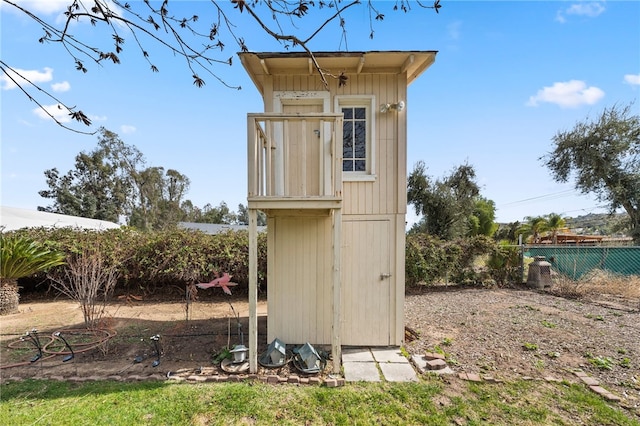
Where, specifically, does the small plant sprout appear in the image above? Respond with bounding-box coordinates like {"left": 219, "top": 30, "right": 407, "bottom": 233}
{"left": 523, "top": 342, "right": 538, "bottom": 351}
{"left": 213, "top": 347, "right": 232, "bottom": 364}
{"left": 546, "top": 351, "right": 560, "bottom": 359}
{"left": 541, "top": 320, "right": 556, "bottom": 328}
{"left": 585, "top": 354, "right": 613, "bottom": 370}
{"left": 445, "top": 355, "right": 460, "bottom": 366}
{"left": 619, "top": 358, "right": 631, "bottom": 368}
{"left": 616, "top": 348, "right": 627, "bottom": 354}
{"left": 441, "top": 337, "right": 453, "bottom": 346}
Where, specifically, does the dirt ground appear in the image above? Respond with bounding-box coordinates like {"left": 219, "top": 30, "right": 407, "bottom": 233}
{"left": 405, "top": 286, "right": 639, "bottom": 409}
{"left": 1, "top": 286, "right": 639, "bottom": 412}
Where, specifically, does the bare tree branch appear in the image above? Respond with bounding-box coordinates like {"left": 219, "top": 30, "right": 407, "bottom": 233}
{"left": 2, "top": 0, "right": 442, "bottom": 132}
{"left": 0, "top": 60, "right": 96, "bottom": 135}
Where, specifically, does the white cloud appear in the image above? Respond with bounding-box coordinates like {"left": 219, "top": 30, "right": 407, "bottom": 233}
{"left": 32, "top": 103, "right": 71, "bottom": 123}
{"left": 526, "top": 80, "right": 605, "bottom": 108}
{"left": 8, "top": 0, "right": 69, "bottom": 15}
{"left": 1, "top": 67, "right": 53, "bottom": 90}
{"left": 556, "top": 1, "right": 606, "bottom": 23}
{"left": 566, "top": 1, "right": 606, "bottom": 17}
{"left": 91, "top": 115, "right": 108, "bottom": 122}
{"left": 51, "top": 81, "right": 70, "bottom": 92}
{"left": 624, "top": 74, "right": 640, "bottom": 86}
{"left": 120, "top": 125, "right": 137, "bottom": 134}
{"left": 5, "top": 1, "right": 124, "bottom": 26}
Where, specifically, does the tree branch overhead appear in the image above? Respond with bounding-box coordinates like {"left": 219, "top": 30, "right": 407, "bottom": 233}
{"left": 3, "top": 0, "right": 442, "bottom": 132}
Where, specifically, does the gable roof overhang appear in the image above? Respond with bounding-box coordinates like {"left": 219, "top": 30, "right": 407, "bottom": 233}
{"left": 238, "top": 51, "right": 437, "bottom": 96}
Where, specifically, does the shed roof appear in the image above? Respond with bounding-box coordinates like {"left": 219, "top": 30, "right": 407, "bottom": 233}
{"left": 239, "top": 51, "right": 437, "bottom": 95}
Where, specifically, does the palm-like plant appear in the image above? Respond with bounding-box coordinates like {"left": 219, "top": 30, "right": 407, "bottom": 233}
{"left": 517, "top": 216, "right": 548, "bottom": 244}
{"left": 545, "top": 213, "right": 566, "bottom": 244}
{"left": 0, "top": 234, "right": 66, "bottom": 315}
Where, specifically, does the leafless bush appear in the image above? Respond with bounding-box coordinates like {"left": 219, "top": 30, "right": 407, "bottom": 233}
{"left": 548, "top": 275, "right": 587, "bottom": 299}
{"left": 49, "top": 245, "right": 119, "bottom": 329}
{"left": 549, "top": 269, "right": 640, "bottom": 309}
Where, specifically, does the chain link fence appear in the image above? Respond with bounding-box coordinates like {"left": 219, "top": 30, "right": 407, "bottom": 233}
{"left": 524, "top": 246, "right": 640, "bottom": 280}
{"left": 521, "top": 246, "right": 640, "bottom": 307}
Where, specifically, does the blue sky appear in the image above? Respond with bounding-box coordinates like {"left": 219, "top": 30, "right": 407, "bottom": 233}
{"left": 1, "top": 1, "right": 639, "bottom": 226}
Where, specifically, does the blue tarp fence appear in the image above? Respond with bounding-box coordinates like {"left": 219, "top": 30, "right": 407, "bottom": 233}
{"left": 524, "top": 246, "right": 640, "bottom": 280}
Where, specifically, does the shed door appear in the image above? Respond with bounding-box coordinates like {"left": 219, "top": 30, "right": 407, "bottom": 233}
{"left": 282, "top": 103, "right": 323, "bottom": 196}
{"left": 341, "top": 219, "right": 391, "bottom": 345}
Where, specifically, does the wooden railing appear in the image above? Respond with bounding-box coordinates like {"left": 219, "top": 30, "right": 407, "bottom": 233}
{"left": 247, "top": 113, "right": 343, "bottom": 207}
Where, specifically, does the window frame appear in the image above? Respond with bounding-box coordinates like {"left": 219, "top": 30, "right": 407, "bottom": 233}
{"left": 335, "top": 95, "right": 376, "bottom": 182}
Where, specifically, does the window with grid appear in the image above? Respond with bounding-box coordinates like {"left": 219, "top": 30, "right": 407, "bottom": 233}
{"left": 342, "top": 106, "right": 367, "bottom": 172}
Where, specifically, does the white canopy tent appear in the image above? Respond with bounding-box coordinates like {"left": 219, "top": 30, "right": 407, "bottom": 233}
{"left": 0, "top": 206, "right": 121, "bottom": 232}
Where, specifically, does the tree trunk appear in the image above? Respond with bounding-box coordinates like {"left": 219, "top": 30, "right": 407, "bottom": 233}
{"left": 0, "top": 279, "right": 20, "bottom": 315}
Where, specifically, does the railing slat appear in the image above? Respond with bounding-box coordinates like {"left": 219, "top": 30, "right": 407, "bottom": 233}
{"left": 264, "top": 120, "right": 271, "bottom": 196}
{"left": 283, "top": 119, "right": 289, "bottom": 196}
{"left": 247, "top": 113, "right": 343, "bottom": 202}
{"left": 301, "top": 119, "right": 307, "bottom": 196}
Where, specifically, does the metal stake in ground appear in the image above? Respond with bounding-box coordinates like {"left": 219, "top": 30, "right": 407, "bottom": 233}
{"left": 53, "top": 332, "right": 75, "bottom": 362}
{"left": 22, "top": 328, "right": 43, "bottom": 363}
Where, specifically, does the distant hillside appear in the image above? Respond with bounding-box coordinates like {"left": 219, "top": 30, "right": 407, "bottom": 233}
{"left": 496, "top": 212, "right": 630, "bottom": 238}
{"left": 563, "top": 212, "right": 628, "bottom": 236}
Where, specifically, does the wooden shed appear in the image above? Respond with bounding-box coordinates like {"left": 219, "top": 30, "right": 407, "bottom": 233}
{"left": 241, "top": 51, "right": 437, "bottom": 373}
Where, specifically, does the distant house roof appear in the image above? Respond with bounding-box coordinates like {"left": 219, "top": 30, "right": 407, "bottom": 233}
{"left": 178, "top": 222, "right": 266, "bottom": 235}
{"left": 538, "top": 233, "right": 604, "bottom": 244}
{"left": 1, "top": 206, "right": 121, "bottom": 232}
{"left": 537, "top": 233, "right": 634, "bottom": 245}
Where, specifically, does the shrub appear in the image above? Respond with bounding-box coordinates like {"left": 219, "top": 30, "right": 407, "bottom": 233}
{"left": 10, "top": 227, "right": 518, "bottom": 297}
{"left": 405, "top": 233, "right": 501, "bottom": 287}
{"left": 486, "top": 242, "right": 522, "bottom": 287}
{"left": 48, "top": 236, "right": 119, "bottom": 328}
{"left": 131, "top": 228, "right": 267, "bottom": 294}
{"left": 405, "top": 234, "right": 449, "bottom": 286}
{"left": 7, "top": 227, "right": 268, "bottom": 297}
{"left": 0, "top": 233, "right": 66, "bottom": 314}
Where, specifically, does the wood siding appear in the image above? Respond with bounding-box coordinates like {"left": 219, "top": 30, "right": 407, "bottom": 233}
{"left": 267, "top": 215, "right": 333, "bottom": 345}
{"left": 270, "top": 73, "right": 406, "bottom": 216}
{"left": 261, "top": 72, "right": 407, "bottom": 346}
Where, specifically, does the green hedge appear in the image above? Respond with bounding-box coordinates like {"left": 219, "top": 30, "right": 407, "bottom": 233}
{"left": 405, "top": 234, "right": 501, "bottom": 286}
{"left": 9, "top": 228, "right": 513, "bottom": 295}
{"left": 9, "top": 227, "right": 267, "bottom": 295}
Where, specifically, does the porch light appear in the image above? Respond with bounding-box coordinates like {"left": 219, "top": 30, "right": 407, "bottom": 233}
{"left": 380, "top": 101, "right": 405, "bottom": 113}
{"left": 259, "top": 338, "right": 287, "bottom": 367}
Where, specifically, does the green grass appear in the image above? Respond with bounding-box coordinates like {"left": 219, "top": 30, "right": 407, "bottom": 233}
{"left": 1, "top": 378, "right": 636, "bottom": 425}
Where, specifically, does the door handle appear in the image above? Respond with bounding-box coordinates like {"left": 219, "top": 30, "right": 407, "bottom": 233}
{"left": 380, "top": 273, "right": 392, "bottom": 280}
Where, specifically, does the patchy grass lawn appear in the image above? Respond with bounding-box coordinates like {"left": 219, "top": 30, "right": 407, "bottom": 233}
{"left": 1, "top": 377, "right": 637, "bottom": 425}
